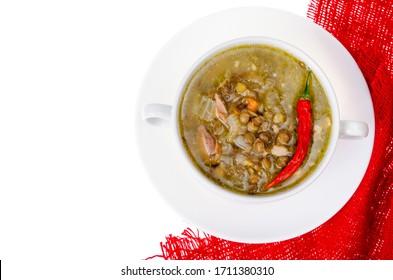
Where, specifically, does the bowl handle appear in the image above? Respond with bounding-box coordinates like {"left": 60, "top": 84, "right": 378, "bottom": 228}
{"left": 339, "top": 120, "right": 369, "bottom": 138}
{"left": 141, "top": 103, "right": 172, "bottom": 127}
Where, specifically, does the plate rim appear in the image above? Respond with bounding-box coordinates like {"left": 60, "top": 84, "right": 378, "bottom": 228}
{"left": 135, "top": 6, "right": 375, "bottom": 243}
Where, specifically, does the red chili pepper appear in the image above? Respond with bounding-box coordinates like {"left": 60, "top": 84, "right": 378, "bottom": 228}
{"left": 264, "top": 72, "right": 312, "bottom": 189}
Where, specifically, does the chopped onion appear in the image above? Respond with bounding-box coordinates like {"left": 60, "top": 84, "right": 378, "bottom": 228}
{"left": 242, "top": 170, "right": 250, "bottom": 190}
{"left": 235, "top": 153, "right": 247, "bottom": 165}
{"left": 213, "top": 124, "right": 225, "bottom": 136}
{"left": 198, "top": 96, "right": 215, "bottom": 121}
{"left": 238, "top": 125, "right": 248, "bottom": 135}
{"left": 271, "top": 145, "right": 290, "bottom": 156}
{"left": 221, "top": 143, "right": 233, "bottom": 155}
{"left": 227, "top": 114, "right": 241, "bottom": 142}
{"left": 257, "top": 171, "right": 268, "bottom": 188}
{"left": 233, "top": 135, "right": 251, "bottom": 151}
{"left": 220, "top": 155, "right": 232, "bottom": 165}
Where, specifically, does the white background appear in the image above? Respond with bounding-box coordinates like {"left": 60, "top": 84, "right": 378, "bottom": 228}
{"left": 0, "top": 0, "right": 313, "bottom": 279}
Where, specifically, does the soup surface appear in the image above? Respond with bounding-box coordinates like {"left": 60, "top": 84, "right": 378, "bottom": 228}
{"left": 179, "top": 44, "right": 332, "bottom": 195}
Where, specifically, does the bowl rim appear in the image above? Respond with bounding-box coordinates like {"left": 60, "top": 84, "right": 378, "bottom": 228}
{"left": 173, "top": 36, "right": 340, "bottom": 203}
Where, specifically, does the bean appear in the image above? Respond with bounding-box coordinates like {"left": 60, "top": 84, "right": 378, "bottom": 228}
{"left": 239, "top": 125, "right": 248, "bottom": 135}
{"left": 236, "top": 82, "right": 247, "bottom": 93}
{"left": 264, "top": 111, "right": 274, "bottom": 121}
{"left": 261, "top": 120, "right": 270, "bottom": 131}
{"left": 259, "top": 132, "right": 270, "bottom": 143}
{"left": 208, "top": 154, "right": 221, "bottom": 166}
{"left": 276, "top": 156, "right": 289, "bottom": 168}
{"left": 250, "top": 174, "right": 259, "bottom": 185}
{"left": 253, "top": 141, "right": 265, "bottom": 154}
{"left": 239, "top": 112, "right": 250, "bottom": 124}
{"left": 277, "top": 131, "right": 290, "bottom": 144}
{"left": 251, "top": 162, "right": 260, "bottom": 171}
{"left": 262, "top": 157, "right": 272, "bottom": 170}
{"left": 249, "top": 82, "right": 261, "bottom": 91}
{"left": 247, "top": 121, "right": 259, "bottom": 133}
{"left": 248, "top": 185, "right": 258, "bottom": 194}
{"left": 244, "top": 133, "right": 256, "bottom": 145}
{"left": 251, "top": 156, "right": 260, "bottom": 164}
{"left": 252, "top": 116, "right": 262, "bottom": 126}
{"left": 273, "top": 113, "right": 285, "bottom": 124}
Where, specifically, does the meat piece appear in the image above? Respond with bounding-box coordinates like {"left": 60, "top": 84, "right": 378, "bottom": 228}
{"left": 197, "top": 125, "right": 221, "bottom": 166}
{"left": 197, "top": 125, "right": 219, "bottom": 156}
{"left": 214, "top": 94, "right": 228, "bottom": 125}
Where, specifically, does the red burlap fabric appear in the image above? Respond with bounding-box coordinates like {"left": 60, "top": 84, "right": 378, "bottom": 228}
{"left": 151, "top": 0, "right": 393, "bottom": 259}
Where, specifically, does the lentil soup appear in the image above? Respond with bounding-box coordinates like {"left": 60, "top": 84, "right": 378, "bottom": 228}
{"left": 179, "top": 44, "right": 332, "bottom": 195}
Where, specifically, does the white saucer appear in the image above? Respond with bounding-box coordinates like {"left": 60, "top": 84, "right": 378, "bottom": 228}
{"left": 135, "top": 7, "right": 375, "bottom": 243}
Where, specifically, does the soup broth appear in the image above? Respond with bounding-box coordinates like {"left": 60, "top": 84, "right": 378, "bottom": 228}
{"left": 179, "top": 44, "right": 332, "bottom": 195}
